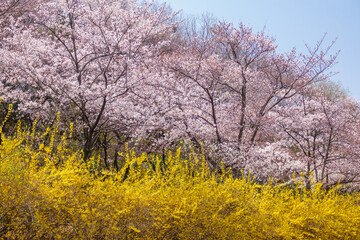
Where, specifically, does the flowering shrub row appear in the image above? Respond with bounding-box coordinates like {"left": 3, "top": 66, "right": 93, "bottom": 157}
{"left": 0, "top": 123, "right": 359, "bottom": 239}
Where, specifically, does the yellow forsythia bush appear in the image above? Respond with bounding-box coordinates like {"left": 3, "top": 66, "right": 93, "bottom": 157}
{"left": 0, "top": 123, "right": 360, "bottom": 239}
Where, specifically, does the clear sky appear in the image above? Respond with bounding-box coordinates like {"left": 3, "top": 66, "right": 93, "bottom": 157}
{"left": 161, "top": 0, "right": 360, "bottom": 100}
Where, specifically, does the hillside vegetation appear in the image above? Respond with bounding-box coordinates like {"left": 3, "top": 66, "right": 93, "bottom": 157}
{"left": 1, "top": 1, "right": 360, "bottom": 238}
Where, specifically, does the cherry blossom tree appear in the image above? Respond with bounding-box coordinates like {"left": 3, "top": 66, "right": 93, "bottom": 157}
{"left": 1, "top": 0, "right": 42, "bottom": 131}
{"left": 276, "top": 84, "right": 360, "bottom": 187}
{"left": 168, "top": 21, "right": 340, "bottom": 179}
{"left": 0, "top": 0, "right": 178, "bottom": 160}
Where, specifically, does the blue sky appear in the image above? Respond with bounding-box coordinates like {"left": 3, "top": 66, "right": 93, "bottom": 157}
{"left": 161, "top": 0, "right": 360, "bottom": 100}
